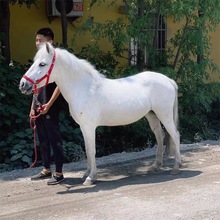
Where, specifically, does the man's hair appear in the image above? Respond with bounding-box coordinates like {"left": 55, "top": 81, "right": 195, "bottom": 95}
{"left": 36, "top": 27, "right": 54, "bottom": 41}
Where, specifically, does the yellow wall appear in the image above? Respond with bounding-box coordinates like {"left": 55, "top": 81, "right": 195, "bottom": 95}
{"left": 10, "top": 0, "right": 125, "bottom": 64}
{"left": 10, "top": 0, "right": 220, "bottom": 82}
{"left": 166, "top": 17, "right": 220, "bottom": 82}
{"left": 209, "top": 26, "right": 220, "bottom": 81}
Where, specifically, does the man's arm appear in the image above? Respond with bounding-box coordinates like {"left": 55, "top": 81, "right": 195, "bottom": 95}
{"left": 29, "top": 97, "right": 35, "bottom": 117}
{"left": 40, "top": 86, "right": 61, "bottom": 114}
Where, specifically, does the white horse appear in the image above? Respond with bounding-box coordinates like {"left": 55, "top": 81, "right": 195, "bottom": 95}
{"left": 19, "top": 43, "right": 181, "bottom": 186}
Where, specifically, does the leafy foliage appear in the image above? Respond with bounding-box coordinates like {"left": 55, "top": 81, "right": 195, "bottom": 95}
{"left": 9, "top": 0, "right": 39, "bottom": 8}
{"left": 79, "top": 44, "right": 119, "bottom": 78}
{"left": 63, "top": 142, "right": 85, "bottom": 163}
{"left": 0, "top": 56, "right": 33, "bottom": 170}
{"left": 0, "top": 56, "right": 85, "bottom": 172}
{"left": 74, "top": 0, "right": 220, "bottom": 144}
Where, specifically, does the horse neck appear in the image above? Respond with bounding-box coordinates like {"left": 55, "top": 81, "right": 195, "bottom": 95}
{"left": 52, "top": 53, "right": 96, "bottom": 103}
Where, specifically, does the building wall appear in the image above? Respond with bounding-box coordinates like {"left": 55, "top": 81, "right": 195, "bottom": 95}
{"left": 209, "top": 26, "right": 220, "bottom": 81}
{"left": 10, "top": 0, "right": 220, "bottom": 81}
{"left": 167, "top": 17, "right": 220, "bottom": 82}
{"left": 9, "top": 0, "right": 124, "bottom": 64}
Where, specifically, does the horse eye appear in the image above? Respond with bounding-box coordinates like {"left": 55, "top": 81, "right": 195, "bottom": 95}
{"left": 39, "top": 62, "right": 46, "bottom": 67}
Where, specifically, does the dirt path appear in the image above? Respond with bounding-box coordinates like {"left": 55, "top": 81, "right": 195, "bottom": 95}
{"left": 0, "top": 140, "right": 220, "bottom": 220}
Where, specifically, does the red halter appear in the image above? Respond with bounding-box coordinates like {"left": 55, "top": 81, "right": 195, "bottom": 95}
{"left": 22, "top": 50, "right": 56, "bottom": 94}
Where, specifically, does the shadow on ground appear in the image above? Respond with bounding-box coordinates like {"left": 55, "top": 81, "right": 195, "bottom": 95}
{"left": 57, "top": 156, "right": 202, "bottom": 195}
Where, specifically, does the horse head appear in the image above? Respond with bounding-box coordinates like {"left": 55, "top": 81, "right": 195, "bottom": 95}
{"left": 19, "top": 43, "right": 56, "bottom": 95}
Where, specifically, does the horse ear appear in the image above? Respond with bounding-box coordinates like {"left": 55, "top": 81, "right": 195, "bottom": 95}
{"left": 46, "top": 43, "right": 50, "bottom": 54}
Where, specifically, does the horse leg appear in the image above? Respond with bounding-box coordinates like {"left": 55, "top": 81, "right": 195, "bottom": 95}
{"left": 156, "top": 114, "right": 181, "bottom": 175}
{"left": 145, "top": 111, "right": 165, "bottom": 172}
{"left": 80, "top": 125, "right": 97, "bottom": 186}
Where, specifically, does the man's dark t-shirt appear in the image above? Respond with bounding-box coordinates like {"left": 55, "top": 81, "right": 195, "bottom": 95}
{"left": 34, "top": 83, "right": 60, "bottom": 113}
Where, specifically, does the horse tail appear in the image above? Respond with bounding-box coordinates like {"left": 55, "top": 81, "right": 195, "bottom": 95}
{"left": 165, "top": 79, "right": 179, "bottom": 156}
{"left": 171, "top": 79, "right": 179, "bottom": 128}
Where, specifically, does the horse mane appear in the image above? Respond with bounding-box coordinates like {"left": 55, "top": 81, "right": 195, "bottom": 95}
{"left": 34, "top": 43, "right": 106, "bottom": 81}
{"left": 55, "top": 47, "right": 106, "bottom": 81}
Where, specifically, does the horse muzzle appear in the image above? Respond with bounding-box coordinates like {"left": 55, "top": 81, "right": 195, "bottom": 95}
{"left": 19, "top": 78, "right": 33, "bottom": 95}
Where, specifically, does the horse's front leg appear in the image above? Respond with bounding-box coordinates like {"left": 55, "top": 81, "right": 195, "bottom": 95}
{"left": 80, "top": 125, "right": 97, "bottom": 186}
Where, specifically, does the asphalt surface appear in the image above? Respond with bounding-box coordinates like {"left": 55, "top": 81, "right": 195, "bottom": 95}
{"left": 0, "top": 140, "right": 220, "bottom": 220}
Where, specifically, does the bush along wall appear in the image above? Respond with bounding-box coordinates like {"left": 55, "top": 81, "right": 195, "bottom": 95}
{"left": 0, "top": 56, "right": 85, "bottom": 172}
{"left": 0, "top": 57, "right": 32, "bottom": 171}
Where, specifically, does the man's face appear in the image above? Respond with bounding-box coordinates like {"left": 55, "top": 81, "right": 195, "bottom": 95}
{"left": 35, "top": 34, "right": 52, "bottom": 49}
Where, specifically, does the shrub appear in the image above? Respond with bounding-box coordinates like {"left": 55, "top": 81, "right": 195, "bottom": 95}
{"left": 0, "top": 56, "right": 85, "bottom": 171}
{"left": 0, "top": 56, "right": 32, "bottom": 169}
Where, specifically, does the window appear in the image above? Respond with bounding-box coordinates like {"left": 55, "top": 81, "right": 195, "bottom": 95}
{"left": 129, "top": 14, "right": 166, "bottom": 66}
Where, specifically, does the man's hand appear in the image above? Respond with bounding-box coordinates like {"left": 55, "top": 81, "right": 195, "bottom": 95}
{"left": 40, "top": 103, "right": 50, "bottom": 115}
{"left": 29, "top": 108, "right": 35, "bottom": 117}
{"left": 40, "top": 86, "right": 60, "bottom": 115}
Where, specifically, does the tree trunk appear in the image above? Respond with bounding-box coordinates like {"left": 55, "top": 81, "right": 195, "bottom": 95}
{"left": 172, "top": 16, "right": 189, "bottom": 69}
{"left": 197, "top": 2, "right": 204, "bottom": 64}
{"left": 59, "top": 0, "right": 68, "bottom": 48}
{"left": 0, "top": 0, "right": 11, "bottom": 64}
{"left": 136, "top": 0, "right": 145, "bottom": 71}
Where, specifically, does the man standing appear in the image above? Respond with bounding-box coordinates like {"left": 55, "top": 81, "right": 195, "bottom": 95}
{"left": 30, "top": 27, "right": 64, "bottom": 185}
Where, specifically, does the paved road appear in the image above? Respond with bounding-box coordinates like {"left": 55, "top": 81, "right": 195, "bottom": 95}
{"left": 0, "top": 141, "right": 220, "bottom": 220}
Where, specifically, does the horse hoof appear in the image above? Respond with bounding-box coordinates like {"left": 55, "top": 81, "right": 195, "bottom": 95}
{"left": 148, "top": 166, "right": 160, "bottom": 173}
{"left": 83, "top": 177, "right": 95, "bottom": 186}
{"left": 82, "top": 174, "right": 87, "bottom": 181}
{"left": 180, "top": 163, "right": 187, "bottom": 169}
{"left": 170, "top": 169, "right": 180, "bottom": 175}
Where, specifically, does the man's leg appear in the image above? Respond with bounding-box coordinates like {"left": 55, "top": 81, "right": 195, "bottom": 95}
{"left": 31, "top": 115, "right": 52, "bottom": 180}
{"left": 45, "top": 112, "right": 64, "bottom": 185}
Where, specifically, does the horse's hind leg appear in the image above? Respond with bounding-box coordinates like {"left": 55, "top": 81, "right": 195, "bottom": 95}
{"left": 80, "top": 125, "right": 97, "bottom": 186}
{"left": 157, "top": 115, "right": 181, "bottom": 174}
{"left": 145, "top": 111, "right": 165, "bottom": 172}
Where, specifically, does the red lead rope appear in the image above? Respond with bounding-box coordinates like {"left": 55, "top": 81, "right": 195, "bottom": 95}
{"left": 29, "top": 113, "right": 42, "bottom": 168}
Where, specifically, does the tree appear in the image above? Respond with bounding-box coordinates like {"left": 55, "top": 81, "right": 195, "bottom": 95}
{"left": 0, "top": 0, "right": 38, "bottom": 63}
{"left": 75, "top": 0, "right": 220, "bottom": 142}
{"left": 56, "top": 0, "right": 68, "bottom": 47}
